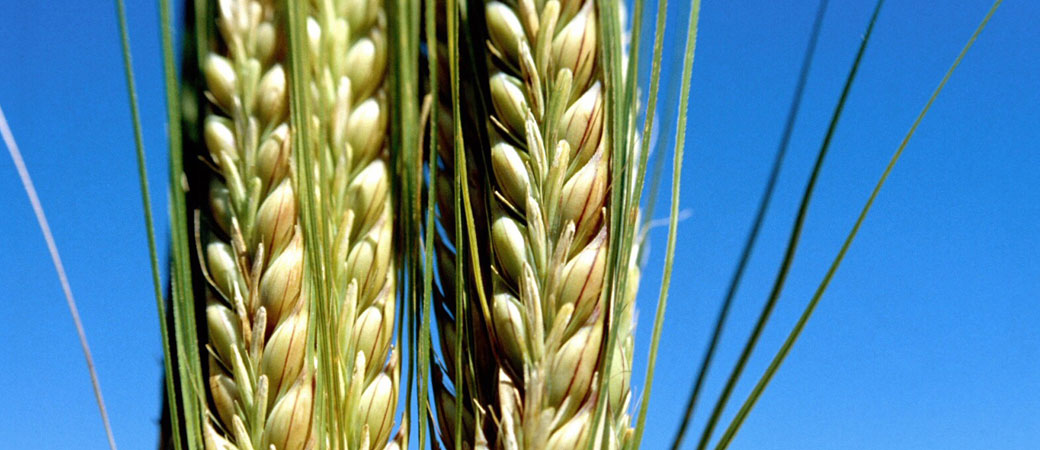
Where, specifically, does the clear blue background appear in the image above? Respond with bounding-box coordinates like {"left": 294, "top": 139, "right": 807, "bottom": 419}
{"left": 0, "top": 1, "right": 1037, "bottom": 449}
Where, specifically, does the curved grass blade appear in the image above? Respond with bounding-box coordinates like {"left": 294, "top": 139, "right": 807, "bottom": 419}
{"left": 642, "top": 55, "right": 681, "bottom": 225}
{"left": 630, "top": 0, "right": 698, "bottom": 447}
{"left": 157, "top": 0, "right": 205, "bottom": 445}
{"left": 1, "top": 105, "right": 117, "bottom": 450}
{"left": 693, "top": 2, "right": 885, "bottom": 449}
{"left": 713, "top": 2, "right": 1003, "bottom": 448}
{"left": 641, "top": 46, "right": 695, "bottom": 231}
{"left": 284, "top": 0, "right": 340, "bottom": 441}
{"left": 448, "top": 2, "right": 504, "bottom": 446}
{"left": 668, "top": 1, "right": 829, "bottom": 447}
{"left": 388, "top": 0, "right": 422, "bottom": 441}
{"left": 588, "top": 0, "right": 636, "bottom": 444}
{"left": 448, "top": 1, "right": 465, "bottom": 447}
{"left": 115, "top": 0, "right": 186, "bottom": 447}
{"left": 629, "top": 0, "right": 670, "bottom": 240}
{"left": 417, "top": 0, "right": 440, "bottom": 445}
{"left": 622, "top": 0, "right": 647, "bottom": 144}
{"left": 191, "top": 0, "right": 210, "bottom": 70}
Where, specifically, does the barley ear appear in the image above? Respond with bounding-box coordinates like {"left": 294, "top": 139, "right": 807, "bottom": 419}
{"left": 480, "top": 0, "right": 640, "bottom": 447}
{"left": 301, "top": 0, "right": 400, "bottom": 447}
{"left": 199, "top": 0, "right": 313, "bottom": 448}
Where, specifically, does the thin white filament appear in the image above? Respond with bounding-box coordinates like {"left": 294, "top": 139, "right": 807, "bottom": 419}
{"left": 0, "top": 104, "right": 118, "bottom": 450}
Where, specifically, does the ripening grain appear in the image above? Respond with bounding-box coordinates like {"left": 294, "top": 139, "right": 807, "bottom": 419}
{"left": 200, "top": 0, "right": 313, "bottom": 449}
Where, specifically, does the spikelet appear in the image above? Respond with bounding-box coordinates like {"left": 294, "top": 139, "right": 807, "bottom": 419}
{"left": 481, "top": 0, "right": 640, "bottom": 447}
{"left": 303, "top": 0, "right": 400, "bottom": 448}
{"left": 201, "top": 0, "right": 312, "bottom": 448}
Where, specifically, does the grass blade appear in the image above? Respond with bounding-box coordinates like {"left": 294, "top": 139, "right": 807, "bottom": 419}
{"left": 629, "top": 0, "right": 670, "bottom": 236}
{"left": 622, "top": 0, "right": 647, "bottom": 143}
{"left": 387, "top": 0, "right": 422, "bottom": 441}
{"left": 630, "top": 0, "right": 699, "bottom": 448}
{"left": 448, "top": 2, "right": 465, "bottom": 447}
{"left": 116, "top": 0, "right": 184, "bottom": 448}
{"left": 417, "top": 0, "right": 440, "bottom": 445}
{"left": 1, "top": 105, "right": 117, "bottom": 450}
{"left": 713, "top": 2, "right": 1003, "bottom": 448}
{"left": 642, "top": 54, "right": 681, "bottom": 225}
{"left": 589, "top": 0, "right": 637, "bottom": 443}
{"left": 668, "top": 1, "right": 829, "bottom": 447}
{"left": 158, "top": 0, "right": 205, "bottom": 446}
{"left": 692, "top": 2, "right": 885, "bottom": 449}
{"left": 285, "top": 0, "right": 338, "bottom": 441}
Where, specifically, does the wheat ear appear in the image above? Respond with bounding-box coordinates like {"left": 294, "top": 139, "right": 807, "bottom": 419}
{"left": 480, "top": 0, "right": 640, "bottom": 447}
{"left": 200, "top": 0, "right": 313, "bottom": 449}
{"left": 302, "top": 0, "right": 400, "bottom": 448}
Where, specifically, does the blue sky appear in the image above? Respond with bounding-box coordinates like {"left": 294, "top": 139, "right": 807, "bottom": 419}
{"left": 0, "top": 1, "right": 1037, "bottom": 449}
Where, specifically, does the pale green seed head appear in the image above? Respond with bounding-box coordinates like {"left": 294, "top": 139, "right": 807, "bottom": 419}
{"left": 555, "top": 228, "right": 606, "bottom": 326}
{"left": 257, "top": 64, "right": 288, "bottom": 126}
{"left": 206, "top": 241, "right": 243, "bottom": 300}
{"left": 262, "top": 379, "right": 313, "bottom": 450}
{"left": 345, "top": 160, "right": 389, "bottom": 235}
{"left": 548, "top": 321, "right": 602, "bottom": 408}
{"left": 607, "top": 341, "right": 631, "bottom": 416}
{"left": 492, "top": 289, "right": 529, "bottom": 369}
{"left": 255, "top": 21, "right": 277, "bottom": 64}
{"left": 204, "top": 54, "right": 237, "bottom": 113}
{"left": 342, "top": 0, "right": 376, "bottom": 33}
{"left": 357, "top": 368, "right": 396, "bottom": 449}
{"left": 486, "top": 1, "right": 526, "bottom": 64}
{"left": 492, "top": 216, "right": 529, "bottom": 283}
{"left": 345, "top": 99, "right": 388, "bottom": 167}
{"left": 491, "top": 141, "right": 531, "bottom": 211}
{"left": 209, "top": 372, "right": 239, "bottom": 431}
{"left": 558, "top": 82, "right": 603, "bottom": 170}
{"left": 551, "top": 4, "right": 597, "bottom": 93}
{"left": 345, "top": 224, "right": 392, "bottom": 307}
{"left": 306, "top": 17, "right": 322, "bottom": 60}
{"left": 258, "top": 233, "right": 303, "bottom": 328}
{"left": 206, "top": 303, "right": 241, "bottom": 369}
{"left": 209, "top": 180, "right": 233, "bottom": 236}
{"left": 351, "top": 303, "right": 385, "bottom": 377}
{"left": 344, "top": 33, "right": 387, "bottom": 100}
{"left": 490, "top": 73, "right": 529, "bottom": 137}
{"left": 204, "top": 116, "right": 238, "bottom": 168}
{"left": 254, "top": 178, "right": 296, "bottom": 255}
{"left": 545, "top": 404, "right": 592, "bottom": 450}
{"left": 261, "top": 312, "right": 308, "bottom": 406}
{"left": 559, "top": 149, "right": 607, "bottom": 239}
{"left": 332, "top": 77, "right": 354, "bottom": 151}
{"left": 255, "top": 124, "right": 290, "bottom": 195}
